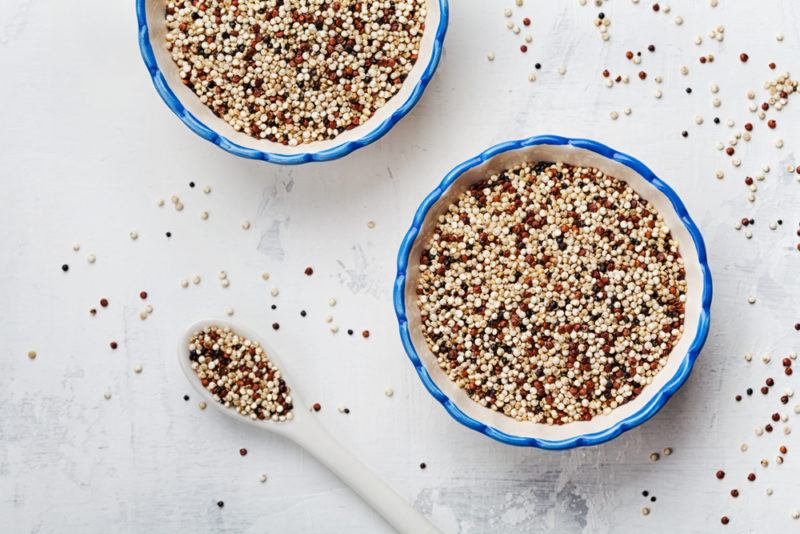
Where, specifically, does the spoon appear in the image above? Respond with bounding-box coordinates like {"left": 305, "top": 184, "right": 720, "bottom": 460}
{"left": 178, "top": 319, "right": 440, "bottom": 534}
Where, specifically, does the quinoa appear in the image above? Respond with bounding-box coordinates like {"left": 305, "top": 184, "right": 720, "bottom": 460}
{"left": 165, "top": 0, "right": 427, "bottom": 146}
{"left": 188, "top": 325, "right": 293, "bottom": 421}
{"left": 416, "top": 162, "right": 688, "bottom": 424}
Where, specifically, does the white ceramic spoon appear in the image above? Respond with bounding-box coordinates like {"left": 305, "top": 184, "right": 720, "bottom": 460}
{"left": 179, "top": 319, "right": 440, "bottom": 534}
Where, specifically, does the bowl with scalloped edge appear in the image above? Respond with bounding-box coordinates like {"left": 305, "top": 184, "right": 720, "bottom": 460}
{"left": 394, "top": 135, "right": 712, "bottom": 449}
{"left": 136, "top": 0, "right": 448, "bottom": 164}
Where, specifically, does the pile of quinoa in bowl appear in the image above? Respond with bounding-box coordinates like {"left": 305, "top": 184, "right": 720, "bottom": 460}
{"left": 416, "top": 161, "right": 687, "bottom": 425}
{"left": 395, "top": 137, "right": 711, "bottom": 448}
{"left": 138, "top": 0, "right": 447, "bottom": 162}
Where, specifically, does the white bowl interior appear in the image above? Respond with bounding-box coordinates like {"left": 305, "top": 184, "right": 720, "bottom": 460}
{"left": 144, "top": 0, "right": 442, "bottom": 156}
{"left": 404, "top": 144, "right": 703, "bottom": 442}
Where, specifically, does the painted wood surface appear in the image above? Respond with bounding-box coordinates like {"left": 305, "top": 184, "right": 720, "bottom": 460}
{"left": 1, "top": 1, "right": 799, "bottom": 532}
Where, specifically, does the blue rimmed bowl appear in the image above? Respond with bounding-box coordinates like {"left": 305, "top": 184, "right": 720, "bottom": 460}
{"left": 394, "top": 135, "right": 712, "bottom": 449}
{"left": 136, "top": 0, "right": 448, "bottom": 165}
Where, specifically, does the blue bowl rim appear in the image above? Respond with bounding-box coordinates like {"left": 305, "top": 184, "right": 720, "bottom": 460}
{"left": 135, "top": 0, "right": 449, "bottom": 165}
{"left": 393, "top": 135, "right": 713, "bottom": 449}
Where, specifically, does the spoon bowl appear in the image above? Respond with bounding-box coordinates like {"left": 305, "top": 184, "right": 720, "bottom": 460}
{"left": 179, "top": 319, "right": 439, "bottom": 533}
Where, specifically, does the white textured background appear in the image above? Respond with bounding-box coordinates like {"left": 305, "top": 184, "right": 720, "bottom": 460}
{"left": 2, "top": 1, "right": 800, "bottom": 532}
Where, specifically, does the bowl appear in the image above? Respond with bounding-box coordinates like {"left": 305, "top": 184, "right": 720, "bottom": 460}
{"left": 136, "top": 0, "right": 448, "bottom": 165}
{"left": 393, "top": 135, "right": 712, "bottom": 449}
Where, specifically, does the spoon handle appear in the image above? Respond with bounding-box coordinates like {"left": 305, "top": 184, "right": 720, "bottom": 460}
{"left": 290, "top": 421, "right": 440, "bottom": 534}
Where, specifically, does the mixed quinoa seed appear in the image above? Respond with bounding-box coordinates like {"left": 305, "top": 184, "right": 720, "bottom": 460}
{"left": 416, "top": 162, "right": 688, "bottom": 425}
{"left": 188, "top": 325, "right": 294, "bottom": 421}
{"left": 165, "top": 0, "right": 427, "bottom": 146}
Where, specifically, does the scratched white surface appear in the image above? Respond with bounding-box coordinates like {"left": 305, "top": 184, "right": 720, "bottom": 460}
{"left": 2, "top": 1, "right": 800, "bottom": 532}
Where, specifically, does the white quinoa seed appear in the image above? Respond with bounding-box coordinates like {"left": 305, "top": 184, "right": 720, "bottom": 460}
{"left": 203, "top": 186, "right": 211, "bottom": 194}
{"left": 103, "top": 389, "right": 112, "bottom": 400}
{"left": 87, "top": 253, "right": 96, "bottom": 264}
{"left": 225, "top": 307, "right": 234, "bottom": 316}
{"left": 165, "top": 0, "right": 427, "bottom": 146}
{"left": 385, "top": 387, "right": 394, "bottom": 397}
{"left": 242, "top": 221, "right": 251, "bottom": 230}
{"left": 416, "top": 162, "right": 687, "bottom": 424}
{"left": 270, "top": 288, "right": 279, "bottom": 297}
{"left": 27, "top": 350, "right": 37, "bottom": 360}
{"left": 199, "top": 401, "right": 207, "bottom": 410}
{"left": 181, "top": 279, "right": 189, "bottom": 288}
{"left": 261, "top": 272, "right": 270, "bottom": 281}
{"left": 259, "top": 473, "right": 268, "bottom": 483}
{"left": 130, "top": 231, "right": 139, "bottom": 240}
{"left": 133, "top": 364, "right": 143, "bottom": 374}
{"left": 193, "top": 275, "right": 202, "bottom": 285}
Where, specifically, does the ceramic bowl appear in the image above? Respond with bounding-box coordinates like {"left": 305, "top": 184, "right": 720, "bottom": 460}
{"left": 136, "top": 0, "right": 448, "bottom": 164}
{"left": 394, "top": 135, "right": 712, "bottom": 449}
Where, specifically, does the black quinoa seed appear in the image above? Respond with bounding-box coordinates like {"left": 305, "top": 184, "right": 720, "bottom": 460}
{"left": 681, "top": 131, "right": 689, "bottom": 138}
{"left": 217, "top": 501, "right": 224, "bottom": 508}
{"left": 272, "top": 323, "right": 280, "bottom": 330}
{"left": 166, "top": 231, "right": 172, "bottom": 238}
{"left": 183, "top": 395, "right": 190, "bottom": 401}
{"left": 347, "top": 329, "right": 354, "bottom": 335}
{"left": 300, "top": 310, "right": 307, "bottom": 317}
{"left": 419, "top": 462, "right": 427, "bottom": 469}
{"left": 713, "top": 117, "right": 720, "bottom": 124}
{"left": 189, "top": 181, "right": 195, "bottom": 188}
{"left": 61, "top": 264, "right": 69, "bottom": 272}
